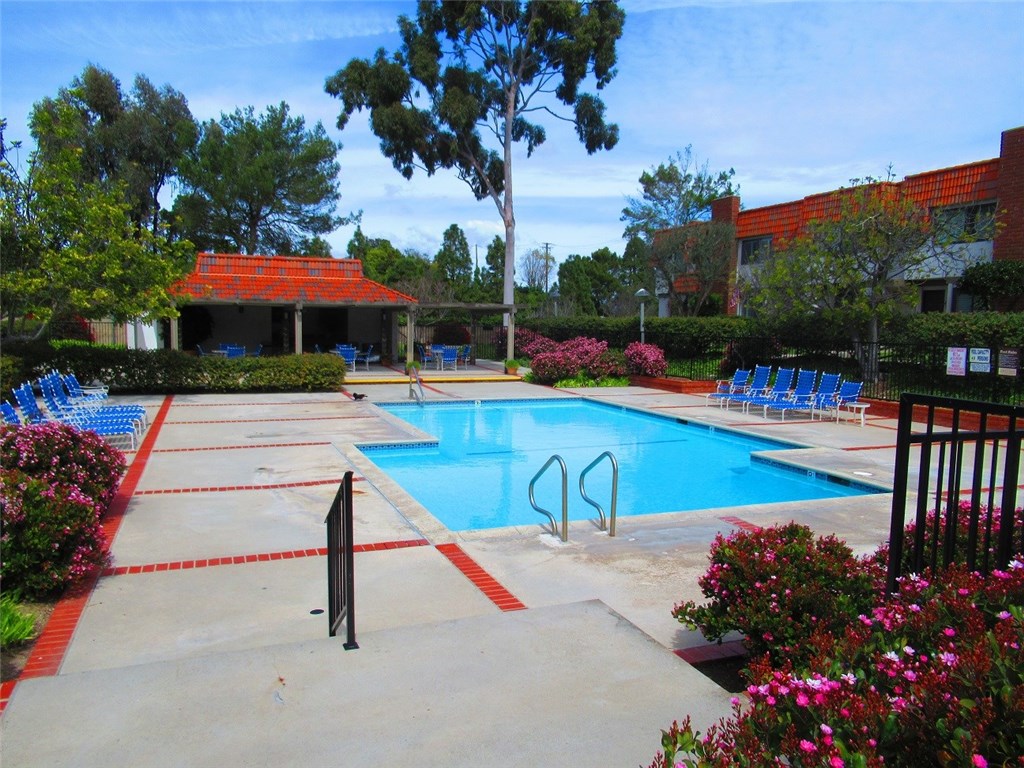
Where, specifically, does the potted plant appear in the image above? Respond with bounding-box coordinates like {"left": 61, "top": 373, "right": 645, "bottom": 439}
{"left": 504, "top": 359, "right": 521, "bottom": 375}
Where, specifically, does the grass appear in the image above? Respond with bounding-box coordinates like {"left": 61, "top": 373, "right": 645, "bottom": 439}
{"left": 1, "top": 594, "right": 37, "bottom": 647}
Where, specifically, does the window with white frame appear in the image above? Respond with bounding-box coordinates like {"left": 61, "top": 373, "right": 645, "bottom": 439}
{"left": 932, "top": 202, "right": 997, "bottom": 243}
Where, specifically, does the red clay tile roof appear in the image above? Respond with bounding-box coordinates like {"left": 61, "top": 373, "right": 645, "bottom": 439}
{"left": 173, "top": 253, "right": 417, "bottom": 306}
{"left": 734, "top": 159, "right": 1000, "bottom": 242}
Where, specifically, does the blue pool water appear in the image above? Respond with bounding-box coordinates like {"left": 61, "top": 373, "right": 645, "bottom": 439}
{"left": 361, "top": 399, "right": 880, "bottom": 531}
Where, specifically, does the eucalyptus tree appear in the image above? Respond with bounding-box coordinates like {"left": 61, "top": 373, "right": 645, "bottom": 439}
{"left": 325, "top": 0, "right": 625, "bottom": 356}
{"left": 174, "top": 102, "right": 346, "bottom": 255}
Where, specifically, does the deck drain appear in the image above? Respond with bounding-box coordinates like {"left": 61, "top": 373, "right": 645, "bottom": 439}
{"left": 309, "top": 608, "right": 324, "bottom": 615}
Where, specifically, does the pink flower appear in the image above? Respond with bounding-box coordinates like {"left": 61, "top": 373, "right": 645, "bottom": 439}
{"left": 799, "top": 739, "right": 817, "bottom": 753}
{"left": 972, "top": 755, "right": 987, "bottom": 767}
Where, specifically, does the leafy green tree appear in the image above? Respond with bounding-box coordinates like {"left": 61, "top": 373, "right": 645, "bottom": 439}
{"left": 326, "top": 0, "right": 625, "bottom": 356}
{"left": 651, "top": 220, "right": 735, "bottom": 316}
{"left": 29, "top": 64, "right": 197, "bottom": 235}
{"left": 174, "top": 102, "right": 346, "bottom": 255}
{"left": 621, "top": 147, "right": 736, "bottom": 310}
{"left": 556, "top": 246, "right": 623, "bottom": 316}
{"left": 1, "top": 113, "right": 195, "bottom": 338}
{"left": 742, "top": 180, "right": 962, "bottom": 379}
{"left": 472, "top": 235, "right": 506, "bottom": 302}
{"left": 433, "top": 223, "right": 473, "bottom": 295}
{"left": 959, "top": 261, "right": 1024, "bottom": 311}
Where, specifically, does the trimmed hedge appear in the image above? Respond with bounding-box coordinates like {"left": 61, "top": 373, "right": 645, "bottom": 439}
{"left": 1, "top": 342, "right": 348, "bottom": 394}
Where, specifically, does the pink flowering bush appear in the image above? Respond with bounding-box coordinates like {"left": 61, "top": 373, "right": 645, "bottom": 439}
{"left": 1, "top": 469, "right": 111, "bottom": 597}
{"left": 528, "top": 336, "right": 627, "bottom": 385}
{"left": 673, "top": 522, "right": 881, "bottom": 666}
{"left": 652, "top": 563, "right": 1024, "bottom": 768}
{"left": 0, "top": 423, "right": 124, "bottom": 597}
{"left": 1, "top": 422, "right": 126, "bottom": 508}
{"left": 880, "top": 500, "right": 1024, "bottom": 576}
{"left": 624, "top": 342, "right": 668, "bottom": 378}
{"left": 491, "top": 327, "right": 558, "bottom": 360}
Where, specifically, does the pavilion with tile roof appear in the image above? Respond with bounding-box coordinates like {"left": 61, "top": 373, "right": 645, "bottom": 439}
{"left": 654, "top": 125, "right": 1023, "bottom": 317}
{"left": 169, "top": 253, "right": 418, "bottom": 358}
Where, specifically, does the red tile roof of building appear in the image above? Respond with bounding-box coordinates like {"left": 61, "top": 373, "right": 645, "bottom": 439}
{"left": 734, "top": 159, "right": 1000, "bottom": 241}
{"left": 173, "top": 253, "right": 417, "bottom": 306}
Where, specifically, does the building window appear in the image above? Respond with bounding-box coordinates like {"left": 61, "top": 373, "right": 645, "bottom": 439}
{"left": 932, "top": 202, "right": 996, "bottom": 243}
{"left": 739, "top": 236, "right": 772, "bottom": 266}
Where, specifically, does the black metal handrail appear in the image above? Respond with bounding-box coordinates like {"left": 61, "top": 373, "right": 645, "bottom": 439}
{"left": 325, "top": 471, "right": 358, "bottom": 649}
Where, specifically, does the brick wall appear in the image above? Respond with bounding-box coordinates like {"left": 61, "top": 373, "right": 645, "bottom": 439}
{"left": 994, "top": 126, "right": 1024, "bottom": 262}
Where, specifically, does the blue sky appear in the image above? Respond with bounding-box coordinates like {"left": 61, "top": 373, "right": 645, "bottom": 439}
{"left": 2, "top": 1, "right": 1021, "bottom": 268}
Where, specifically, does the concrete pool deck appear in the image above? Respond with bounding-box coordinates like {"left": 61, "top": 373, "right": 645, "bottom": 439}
{"left": 2, "top": 363, "right": 910, "bottom": 766}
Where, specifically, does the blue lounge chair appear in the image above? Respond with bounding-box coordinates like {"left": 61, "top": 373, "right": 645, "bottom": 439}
{"left": 335, "top": 345, "right": 357, "bottom": 371}
{"left": 60, "top": 372, "right": 108, "bottom": 403}
{"left": 1, "top": 401, "right": 21, "bottom": 425}
{"left": 722, "top": 365, "right": 771, "bottom": 410}
{"left": 705, "top": 369, "right": 750, "bottom": 408}
{"left": 37, "top": 376, "right": 148, "bottom": 431}
{"left": 741, "top": 368, "right": 794, "bottom": 413}
{"left": 819, "top": 381, "right": 867, "bottom": 425}
{"left": 763, "top": 369, "right": 820, "bottom": 421}
{"left": 225, "top": 345, "right": 246, "bottom": 359}
{"left": 14, "top": 383, "right": 140, "bottom": 449}
{"left": 808, "top": 372, "right": 843, "bottom": 418}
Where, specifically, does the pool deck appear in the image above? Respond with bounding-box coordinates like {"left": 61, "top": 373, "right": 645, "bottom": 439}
{"left": 2, "top": 362, "right": 917, "bottom": 766}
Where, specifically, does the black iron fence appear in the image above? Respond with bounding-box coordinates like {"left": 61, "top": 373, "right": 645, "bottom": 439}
{"left": 325, "top": 471, "right": 358, "bottom": 649}
{"left": 886, "top": 394, "right": 1023, "bottom": 592}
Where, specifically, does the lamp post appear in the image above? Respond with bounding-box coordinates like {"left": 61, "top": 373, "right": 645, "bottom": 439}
{"left": 635, "top": 288, "right": 650, "bottom": 344}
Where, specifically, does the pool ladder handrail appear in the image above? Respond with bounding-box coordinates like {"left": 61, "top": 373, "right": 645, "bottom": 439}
{"left": 529, "top": 454, "right": 568, "bottom": 542}
{"left": 579, "top": 450, "right": 618, "bottom": 537}
{"left": 408, "top": 365, "right": 425, "bottom": 406}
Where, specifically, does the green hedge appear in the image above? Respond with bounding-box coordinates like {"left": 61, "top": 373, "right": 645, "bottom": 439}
{"left": 1, "top": 342, "right": 348, "bottom": 394}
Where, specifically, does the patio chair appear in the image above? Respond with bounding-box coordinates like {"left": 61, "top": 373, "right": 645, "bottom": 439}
{"left": 762, "top": 369, "right": 819, "bottom": 421}
{"left": 196, "top": 344, "right": 207, "bottom": 356}
{"left": 705, "top": 369, "right": 750, "bottom": 408}
{"left": 249, "top": 344, "right": 263, "bottom": 357}
{"left": 456, "top": 344, "right": 472, "bottom": 369}
{"left": 57, "top": 372, "right": 108, "bottom": 404}
{"left": 431, "top": 344, "right": 446, "bottom": 369}
{"left": 355, "top": 344, "right": 373, "bottom": 370}
{"left": 417, "top": 343, "right": 433, "bottom": 366}
{"left": 225, "top": 345, "right": 246, "bottom": 359}
{"left": 739, "top": 368, "right": 794, "bottom": 413}
{"left": 722, "top": 364, "right": 771, "bottom": 410}
{"left": 336, "top": 345, "right": 357, "bottom": 371}
{"left": 440, "top": 345, "right": 458, "bottom": 371}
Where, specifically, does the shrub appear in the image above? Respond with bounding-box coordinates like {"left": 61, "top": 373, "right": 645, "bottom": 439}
{"left": 492, "top": 327, "right": 558, "bottom": 359}
{"left": 653, "top": 563, "right": 1024, "bottom": 768}
{"left": 672, "top": 522, "right": 881, "bottom": 666}
{"left": 881, "top": 500, "right": 1024, "bottom": 577}
{"left": 528, "top": 337, "right": 627, "bottom": 385}
{"left": 0, "top": 594, "right": 37, "bottom": 646}
{"left": 0, "top": 469, "right": 111, "bottom": 597}
{"left": 0, "top": 422, "right": 126, "bottom": 509}
{"left": 624, "top": 342, "right": 668, "bottom": 378}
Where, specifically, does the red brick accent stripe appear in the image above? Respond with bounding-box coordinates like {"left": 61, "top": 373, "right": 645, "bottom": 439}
{"left": 719, "top": 516, "right": 761, "bottom": 533}
{"left": 152, "top": 441, "right": 332, "bottom": 453}
{"left": 674, "top": 639, "right": 747, "bottom": 664}
{"left": 0, "top": 681, "right": 15, "bottom": 714}
{"left": 100, "top": 539, "right": 431, "bottom": 576}
{"left": 134, "top": 478, "right": 346, "bottom": 495}
{"left": 166, "top": 415, "right": 371, "bottom": 424}
{"left": 843, "top": 444, "right": 898, "bottom": 451}
{"left": 435, "top": 543, "right": 527, "bottom": 612}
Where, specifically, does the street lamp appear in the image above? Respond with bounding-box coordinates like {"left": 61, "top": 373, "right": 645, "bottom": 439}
{"left": 635, "top": 288, "right": 650, "bottom": 344}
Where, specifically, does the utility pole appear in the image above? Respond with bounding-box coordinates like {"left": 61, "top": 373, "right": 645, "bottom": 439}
{"left": 543, "top": 242, "right": 552, "bottom": 292}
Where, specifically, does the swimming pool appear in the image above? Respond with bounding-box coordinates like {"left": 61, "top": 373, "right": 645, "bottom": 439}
{"left": 360, "top": 398, "right": 882, "bottom": 531}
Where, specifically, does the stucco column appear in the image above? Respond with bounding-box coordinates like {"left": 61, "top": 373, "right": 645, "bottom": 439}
{"left": 294, "top": 303, "right": 303, "bottom": 354}
{"left": 170, "top": 317, "right": 180, "bottom": 351}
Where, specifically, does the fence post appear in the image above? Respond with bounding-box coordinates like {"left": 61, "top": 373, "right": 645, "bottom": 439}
{"left": 325, "top": 471, "right": 358, "bottom": 649}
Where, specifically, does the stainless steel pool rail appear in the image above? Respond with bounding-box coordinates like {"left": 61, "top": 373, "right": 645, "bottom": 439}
{"left": 529, "top": 454, "right": 568, "bottom": 541}
{"left": 530, "top": 452, "right": 620, "bottom": 541}
{"left": 579, "top": 451, "right": 618, "bottom": 537}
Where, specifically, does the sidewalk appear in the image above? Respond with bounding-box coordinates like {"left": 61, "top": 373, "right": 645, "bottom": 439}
{"left": 0, "top": 370, "right": 904, "bottom": 766}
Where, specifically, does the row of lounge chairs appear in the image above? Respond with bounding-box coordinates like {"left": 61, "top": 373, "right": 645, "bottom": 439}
{"left": 705, "top": 365, "right": 868, "bottom": 424}
{"left": 2, "top": 371, "right": 148, "bottom": 449}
